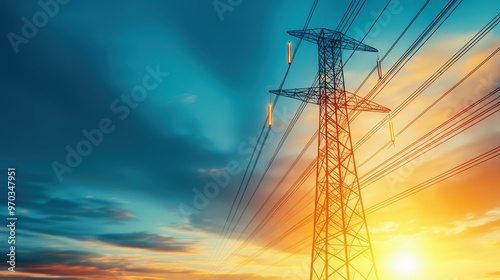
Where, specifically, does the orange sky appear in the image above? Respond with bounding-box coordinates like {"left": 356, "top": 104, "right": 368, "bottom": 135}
{"left": 1, "top": 1, "right": 499, "bottom": 280}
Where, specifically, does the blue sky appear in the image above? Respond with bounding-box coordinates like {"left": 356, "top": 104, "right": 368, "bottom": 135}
{"left": 0, "top": 1, "right": 499, "bottom": 279}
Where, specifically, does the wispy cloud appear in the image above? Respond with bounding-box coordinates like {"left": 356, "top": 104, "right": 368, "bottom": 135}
{"left": 95, "top": 232, "right": 195, "bottom": 253}
{"left": 484, "top": 271, "right": 500, "bottom": 279}
{"left": 180, "top": 94, "right": 197, "bottom": 103}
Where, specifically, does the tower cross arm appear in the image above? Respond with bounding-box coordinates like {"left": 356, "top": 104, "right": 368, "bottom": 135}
{"left": 269, "top": 87, "right": 321, "bottom": 105}
{"left": 345, "top": 91, "right": 390, "bottom": 113}
{"left": 287, "top": 28, "right": 378, "bottom": 52}
{"left": 269, "top": 87, "right": 390, "bottom": 113}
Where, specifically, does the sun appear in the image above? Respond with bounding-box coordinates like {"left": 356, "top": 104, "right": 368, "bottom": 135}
{"left": 391, "top": 251, "right": 421, "bottom": 276}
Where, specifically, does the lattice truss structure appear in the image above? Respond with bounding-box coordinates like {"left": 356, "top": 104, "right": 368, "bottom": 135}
{"left": 270, "top": 28, "right": 389, "bottom": 280}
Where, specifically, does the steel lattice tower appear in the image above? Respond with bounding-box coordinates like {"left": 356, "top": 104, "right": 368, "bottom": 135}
{"left": 270, "top": 28, "right": 390, "bottom": 280}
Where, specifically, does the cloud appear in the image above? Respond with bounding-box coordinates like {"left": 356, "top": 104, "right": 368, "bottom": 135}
{"left": 417, "top": 208, "right": 500, "bottom": 238}
{"left": 25, "top": 195, "right": 135, "bottom": 222}
{"left": 0, "top": 247, "right": 279, "bottom": 280}
{"left": 484, "top": 271, "right": 500, "bottom": 279}
{"left": 0, "top": 249, "right": 127, "bottom": 279}
{"left": 446, "top": 208, "right": 500, "bottom": 235}
{"left": 14, "top": 220, "right": 195, "bottom": 254}
{"left": 0, "top": 277, "right": 86, "bottom": 280}
{"left": 45, "top": 215, "right": 81, "bottom": 221}
{"left": 370, "top": 221, "right": 400, "bottom": 234}
{"left": 180, "top": 94, "right": 197, "bottom": 103}
{"left": 95, "top": 232, "right": 194, "bottom": 253}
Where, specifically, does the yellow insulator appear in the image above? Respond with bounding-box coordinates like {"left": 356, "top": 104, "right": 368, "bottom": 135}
{"left": 268, "top": 103, "right": 273, "bottom": 127}
{"left": 287, "top": 41, "right": 292, "bottom": 65}
{"left": 389, "top": 120, "right": 395, "bottom": 144}
{"left": 377, "top": 58, "right": 383, "bottom": 80}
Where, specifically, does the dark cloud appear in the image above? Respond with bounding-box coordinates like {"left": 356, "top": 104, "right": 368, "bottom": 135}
{"left": 0, "top": 179, "right": 135, "bottom": 223}
{"left": 0, "top": 213, "right": 91, "bottom": 241}
{"left": 0, "top": 0, "right": 254, "bottom": 223}
{"left": 0, "top": 247, "right": 280, "bottom": 279}
{"left": 3, "top": 249, "right": 126, "bottom": 279}
{"left": 36, "top": 197, "right": 135, "bottom": 221}
{"left": 45, "top": 215, "right": 81, "bottom": 221}
{"left": 1, "top": 214, "right": 195, "bottom": 255}
{"left": 18, "top": 250, "right": 101, "bottom": 266}
{"left": 95, "top": 232, "right": 194, "bottom": 253}
{"left": 2, "top": 277, "right": 86, "bottom": 280}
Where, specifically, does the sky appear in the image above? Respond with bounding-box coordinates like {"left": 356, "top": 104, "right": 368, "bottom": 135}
{"left": 0, "top": 0, "right": 499, "bottom": 279}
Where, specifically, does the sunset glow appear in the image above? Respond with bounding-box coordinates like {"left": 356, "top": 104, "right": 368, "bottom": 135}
{"left": 391, "top": 251, "right": 421, "bottom": 277}
{"left": 1, "top": 0, "right": 499, "bottom": 279}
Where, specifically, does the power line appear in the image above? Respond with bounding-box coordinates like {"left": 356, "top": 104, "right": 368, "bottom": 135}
{"left": 209, "top": 0, "right": 320, "bottom": 271}
{"left": 361, "top": 87, "right": 500, "bottom": 188}
{"left": 230, "top": 135, "right": 500, "bottom": 275}
{"left": 358, "top": 45, "right": 500, "bottom": 170}
{"left": 217, "top": 0, "right": 384, "bottom": 258}
{"left": 366, "top": 145, "right": 500, "bottom": 214}
{"left": 212, "top": 0, "right": 443, "bottom": 272}
{"left": 354, "top": 11, "right": 498, "bottom": 151}
{"left": 351, "top": 0, "right": 463, "bottom": 125}
{"left": 352, "top": 0, "right": 431, "bottom": 96}
{"left": 218, "top": 53, "right": 499, "bottom": 277}
{"left": 211, "top": 1, "right": 497, "bottom": 277}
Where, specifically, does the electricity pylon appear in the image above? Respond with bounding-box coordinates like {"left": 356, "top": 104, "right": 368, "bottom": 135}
{"left": 270, "top": 28, "right": 389, "bottom": 280}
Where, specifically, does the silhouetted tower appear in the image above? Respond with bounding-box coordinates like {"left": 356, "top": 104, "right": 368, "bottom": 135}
{"left": 270, "top": 28, "right": 390, "bottom": 280}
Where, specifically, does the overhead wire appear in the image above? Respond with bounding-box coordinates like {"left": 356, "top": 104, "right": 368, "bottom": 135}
{"left": 351, "top": 0, "right": 431, "bottom": 96}
{"left": 223, "top": 1, "right": 453, "bottom": 262}
{"left": 351, "top": 0, "right": 462, "bottom": 127}
{"left": 211, "top": 0, "right": 496, "bottom": 276}
{"left": 214, "top": 0, "right": 379, "bottom": 267}
{"left": 218, "top": 41, "right": 499, "bottom": 279}
{"left": 212, "top": 0, "right": 447, "bottom": 273}
{"left": 220, "top": 0, "right": 378, "bottom": 254}
{"left": 361, "top": 87, "right": 500, "bottom": 188}
{"left": 358, "top": 45, "right": 500, "bottom": 169}
{"left": 229, "top": 143, "right": 500, "bottom": 276}
{"left": 210, "top": 0, "right": 320, "bottom": 271}
{"left": 353, "top": 12, "right": 499, "bottom": 151}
